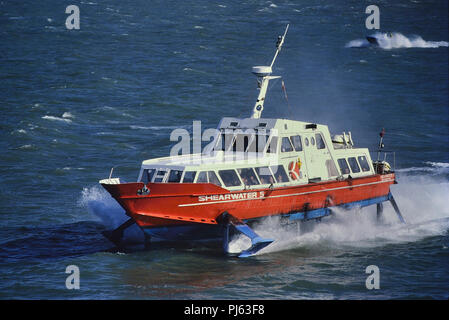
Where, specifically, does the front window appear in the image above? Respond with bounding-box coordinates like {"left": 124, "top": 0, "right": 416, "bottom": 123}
{"left": 315, "top": 133, "right": 326, "bottom": 150}
{"left": 167, "top": 170, "right": 183, "bottom": 183}
{"left": 195, "top": 171, "right": 222, "bottom": 186}
{"left": 141, "top": 169, "right": 156, "bottom": 184}
{"left": 218, "top": 169, "right": 241, "bottom": 187}
{"left": 338, "top": 158, "right": 350, "bottom": 174}
{"left": 348, "top": 157, "right": 361, "bottom": 173}
{"left": 358, "top": 156, "right": 371, "bottom": 172}
{"left": 182, "top": 171, "right": 196, "bottom": 183}
{"left": 208, "top": 171, "right": 222, "bottom": 186}
{"left": 281, "top": 137, "right": 294, "bottom": 152}
{"left": 290, "top": 135, "right": 302, "bottom": 151}
{"left": 196, "top": 171, "right": 208, "bottom": 183}
{"left": 153, "top": 170, "right": 167, "bottom": 183}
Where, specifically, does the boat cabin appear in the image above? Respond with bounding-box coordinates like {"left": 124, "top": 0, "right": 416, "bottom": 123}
{"left": 138, "top": 117, "right": 375, "bottom": 191}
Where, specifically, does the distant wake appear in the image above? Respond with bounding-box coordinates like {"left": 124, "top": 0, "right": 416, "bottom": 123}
{"left": 346, "top": 32, "right": 448, "bottom": 49}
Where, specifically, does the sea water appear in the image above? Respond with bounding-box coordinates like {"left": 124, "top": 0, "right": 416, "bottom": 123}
{"left": 0, "top": 0, "right": 448, "bottom": 299}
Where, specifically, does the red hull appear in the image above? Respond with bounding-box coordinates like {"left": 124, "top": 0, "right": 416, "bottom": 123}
{"left": 101, "top": 173, "right": 396, "bottom": 229}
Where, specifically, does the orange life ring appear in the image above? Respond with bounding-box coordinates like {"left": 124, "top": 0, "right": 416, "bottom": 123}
{"left": 288, "top": 158, "right": 301, "bottom": 180}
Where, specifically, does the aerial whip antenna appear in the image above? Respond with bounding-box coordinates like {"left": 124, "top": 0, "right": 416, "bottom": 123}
{"left": 250, "top": 24, "right": 289, "bottom": 119}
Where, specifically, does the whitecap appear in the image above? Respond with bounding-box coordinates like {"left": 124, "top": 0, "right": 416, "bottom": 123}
{"left": 62, "top": 112, "right": 74, "bottom": 119}
{"left": 42, "top": 115, "right": 72, "bottom": 123}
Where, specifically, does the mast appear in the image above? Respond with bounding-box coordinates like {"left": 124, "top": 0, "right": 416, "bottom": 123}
{"left": 250, "top": 24, "right": 289, "bottom": 119}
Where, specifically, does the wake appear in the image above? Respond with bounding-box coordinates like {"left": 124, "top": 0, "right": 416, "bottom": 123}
{"left": 229, "top": 164, "right": 449, "bottom": 255}
{"left": 346, "top": 32, "right": 448, "bottom": 49}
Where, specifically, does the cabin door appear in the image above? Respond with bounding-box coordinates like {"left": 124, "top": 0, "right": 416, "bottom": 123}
{"left": 303, "top": 132, "right": 337, "bottom": 181}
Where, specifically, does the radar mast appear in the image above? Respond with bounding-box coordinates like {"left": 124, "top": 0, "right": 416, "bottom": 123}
{"left": 250, "top": 24, "right": 289, "bottom": 119}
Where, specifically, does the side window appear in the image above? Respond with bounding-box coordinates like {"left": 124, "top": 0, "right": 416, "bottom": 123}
{"left": 167, "top": 170, "right": 183, "bottom": 183}
{"left": 141, "top": 169, "right": 156, "bottom": 184}
{"left": 281, "top": 137, "right": 294, "bottom": 152}
{"left": 358, "top": 156, "right": 371, "bottom": 172}
{"left": 154, "top": 170, "right": 167, "bottom": 183}
{"left": 270, "top": 165, "right": 289, "bottom": 183}
{"left": 237, "top": 168, "right": 260, "bottom": 186}
{"left": 196, "top": 171, "right": 208, "bottom": 183}
{"left": 348, "top": 157, "right": 361, "bottom": 173}
{"left": 255, "top": 166, "right": 275, "bottom": 184}
{"left": 182, "top": 171, "right": 196, "bottom": 183}
{"left": 208, "top": 171, "right": 222, "bottom": 186}
{"left": 315, "top": 133, "right": 326, "bottom": 150}
{"left": 290, "top": 135, "right": 302, "bottom": 151}
{"left": 338, "top": 158, "right": 350, "bottom": 174}
{"left": 218, "top": 169, "right": 241, "bottom": 187}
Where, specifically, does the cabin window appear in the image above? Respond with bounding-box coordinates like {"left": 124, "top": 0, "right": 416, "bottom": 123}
{"left": 245, "top": 133, "right": 269, "bottom": 153}
{"left": 266, "top": 136, "right": 278, "bottom": 153}
{"left": 167, "top": 170, "right": 183, "bottom": 183}
{"left": 311, "top": 137, "right": 315, "bottom": 146}
{"left": 218, "top": 132, "right": 235, "bottom": 152}
{"left": 196, "top": 171, "right": 222, "bottom": 186}
{"left": 255, "top": 166, "right": 275, "bottom": 184}
{"left": 154, "top": 170, "right": 167, "bottom": 183}
{"left": 270, "top": 165, "right": 289, "bottom": 183}
{"left": 237, "top": 168, "right": 260, "bottom": 186}
{"left": 281, "top": 137, "right": 294, "bottom": 152}
{"left": 246, "top": 134, "right": 257, "bottom": 152}
{"left": 231, "top": 134, "right": 252, "bottom": 152}
{"left": 218, "top": 169, "right": 241, "bottom": 187}
{"left": 326, "top": 160, "right": 339, "bottom": 177}
{"left": 358, "top": 156, "right": 371, "bottom": 172}
{"left": 196, "top": 171, "right": 208, "bottom": 183}
{"left": 141, "top": 169, "right": 156, "bottom": 184}
{"left": 315, "top": 133, "right": 325, "bottom": 150}
{"left": 208, "top": 171, "right": 222, "bottom": 186}
{"left": 348, "top": 157, "right": 361, "bottom": 173}
{"left": 290, "top": 135, "right": 303, "bottom": 151}
{"left": 182, "top": 171, "right": 196, "bottom": 183}
{"left": 304, "top": 137, "right": 309, "bottom": 147}
{"left": 338, "top": 158, "right": 350, "bottom": 174}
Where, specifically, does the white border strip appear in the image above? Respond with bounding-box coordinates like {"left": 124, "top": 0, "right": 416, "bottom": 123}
{"left": 178, "top": 179, "right": 394, "bottom": 207}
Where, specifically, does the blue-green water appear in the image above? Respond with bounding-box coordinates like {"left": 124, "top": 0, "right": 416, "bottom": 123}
{"left": 1, "top": 0, "right": 448, "bottom": 299}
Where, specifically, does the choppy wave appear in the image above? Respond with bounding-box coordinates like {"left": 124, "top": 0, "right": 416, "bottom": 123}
{"left": 346, "top": 32, "right": 449, "bottom": 49}
{"left": 42, "top": 115, "right": 72, "bottom": 123}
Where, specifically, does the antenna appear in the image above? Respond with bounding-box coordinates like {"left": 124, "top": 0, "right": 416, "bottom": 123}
{"left": 250, "top": 24, "right": 289, "bottom": 119}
